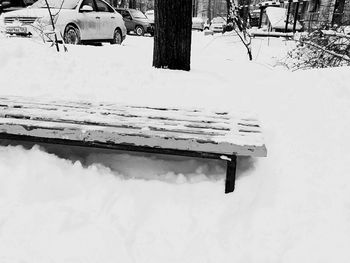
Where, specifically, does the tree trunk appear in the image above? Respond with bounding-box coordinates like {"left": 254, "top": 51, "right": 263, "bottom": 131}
{"left": 153, "top": 0, "right": 192, "bottom": 71}
{"left": 208, "top": 0, "right": 212, "bottom": 21}
{"left": 129, "top": 0, "right": 136, "bottom": 9}
{"left": 226, "top": 0, "right": 232, "bottom": 22}
{"left": 121, "top": 0, "right": 126, "bottom": 8}
{"left": 192, "top": 0, "right": 196, "bottom": 17}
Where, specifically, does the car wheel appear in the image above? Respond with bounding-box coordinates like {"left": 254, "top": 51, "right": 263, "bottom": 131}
{"left": 111, "top": 29, "right": 122, "bottom": 45}
{"left": 64, "top": 25, "right": 81, "bottom": 45}
{"left": 135, "top": 26, "right": 144, "bottom": 36}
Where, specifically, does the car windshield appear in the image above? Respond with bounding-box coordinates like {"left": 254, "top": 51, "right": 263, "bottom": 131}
{"left": 31, "top": 0, "right": 79, "bottom": 9}
{"left": 212, "top": 17, "right": 226, "bottom": 23}
{"left": 131, "top": 10, "right": 147, "bottom": 19}
{"left": 192, "top": 17, "right": 203, "bottom": 23}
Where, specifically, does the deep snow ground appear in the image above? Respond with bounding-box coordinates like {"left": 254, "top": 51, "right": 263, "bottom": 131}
{"left": 0, "top": 32, "right": 350, "bottom": 263}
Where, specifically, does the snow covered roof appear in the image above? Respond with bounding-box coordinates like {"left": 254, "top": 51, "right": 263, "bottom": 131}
{"left": 265, "top": 6, "right": 302, "bottom": 30}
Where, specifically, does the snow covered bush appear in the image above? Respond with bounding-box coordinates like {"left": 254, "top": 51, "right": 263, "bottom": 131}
{"left": 0, "top": 14, "right": 5, "bottom": 34}
{"left": 286, "top": 26, "right": 350, "bottom": 70}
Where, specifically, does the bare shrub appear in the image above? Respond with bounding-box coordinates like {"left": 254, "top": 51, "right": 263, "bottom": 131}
{"left": 286, "top": 25, "right": 350, "bottom": 70}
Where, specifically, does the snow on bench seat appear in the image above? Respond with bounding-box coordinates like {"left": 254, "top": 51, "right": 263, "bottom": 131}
{"left": 0, "top": 96, "right": 267, "bottom": 193}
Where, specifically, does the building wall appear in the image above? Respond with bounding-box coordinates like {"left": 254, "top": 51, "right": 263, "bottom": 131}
{"left": 302, "top": 0, "right": 350, "bottom": 29}
{"left": 253, "top": 0, "right": 350, "bottom": 30}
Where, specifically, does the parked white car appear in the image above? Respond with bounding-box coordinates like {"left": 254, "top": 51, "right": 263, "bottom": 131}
{"left": 145, "top": 9, "right": 154, "bottom": 23}
{"left": 2, "top": 0, "right": 127, "bottom": 44}
{"left": 192, "top": 17, "right": 204, "bottom": 31}
{"left": 209, "top": 16, "right": 226, "bottom": 33}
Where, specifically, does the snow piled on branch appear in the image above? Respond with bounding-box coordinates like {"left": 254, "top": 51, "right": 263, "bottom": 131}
{"left": 0, "top": 33, "right": 350, "bottom": 263}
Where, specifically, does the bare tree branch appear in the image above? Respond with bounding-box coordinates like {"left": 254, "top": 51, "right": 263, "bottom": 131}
{"left": 298, "top": 39, "right": 350, "bottom": 62}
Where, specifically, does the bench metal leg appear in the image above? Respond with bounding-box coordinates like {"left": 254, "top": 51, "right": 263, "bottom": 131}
{"left": 225, "top": 155, "right": 237, "bottom": 194}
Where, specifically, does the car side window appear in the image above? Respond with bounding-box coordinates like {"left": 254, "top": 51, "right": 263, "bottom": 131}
{"left": 95, "top": 0, "right": 113, "bottom": 12}
{"left": 80, "top": 0, "right": 96, "bottom": 11}
{"left": 122, "top": 11, "right": 132, "bottom": 20}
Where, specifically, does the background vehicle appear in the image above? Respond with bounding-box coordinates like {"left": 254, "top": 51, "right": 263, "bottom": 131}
{"left": 0, "top": 0, "right": 36, "bottom": 14}
{"left": 115, "top": 8, "right": 153, "bottom": 36}
{"left": 192, "top": 17, "right": 204, "bottom": 31}
{"left": 2, "top": 0, "right": 127, "bottom": 44}
{"left": 209, "top": 16, "right": 226, "bottom": 33}
{"left": 144, "top": 9, "right": 153, "bottom": 23}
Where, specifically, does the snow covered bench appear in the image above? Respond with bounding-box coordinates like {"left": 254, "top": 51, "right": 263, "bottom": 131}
{"left": 0, "top": 96, "right": 267, "bottom": 193}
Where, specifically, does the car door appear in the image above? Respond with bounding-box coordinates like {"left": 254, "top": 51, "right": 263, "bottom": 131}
{"left": 77, "top": 0, "right": 99, "bottom": 40}
{"left": 94, "top": 0, "right": 115, "bottom": 39}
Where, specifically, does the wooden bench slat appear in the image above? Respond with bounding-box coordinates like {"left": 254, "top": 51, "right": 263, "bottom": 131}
{"left": 0, "top": 107, "right": 232, "bottom": 136}
{"left": 0, "top": 96, "right": 243, "bottom": 123}
{"left": 0, "top": 100, "right": 235, "bottom": 128}
{"left": 0, "top": 97, "right": 267, "bottom": 157}
{"left": 0, "top": 111, "right": 265, "bottom": 147}
{"left": 0, "top": 118, "right": 266, "bottom": 156}
{"left": 0, "top": 98, "right": 264, "bottom": 138}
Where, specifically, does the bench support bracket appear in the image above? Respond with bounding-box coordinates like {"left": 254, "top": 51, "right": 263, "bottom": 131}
{"left": 225, "top": 155, "right": 237, "bottom": 194}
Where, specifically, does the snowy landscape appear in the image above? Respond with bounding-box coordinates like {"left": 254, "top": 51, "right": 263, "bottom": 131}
{"left": 0, "top": 29, "right": 350, "bottom": 263}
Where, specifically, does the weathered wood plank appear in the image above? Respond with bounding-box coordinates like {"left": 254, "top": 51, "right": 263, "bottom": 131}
{"left": 0, "top": 96, "right": 249, "bottom": 123}
{"left": 0, "top": 108, "right": 230, "bottom": 137}
{"left": 0, "top": 118, "right": 266, "bottom": 156}
{"left": 0, "top": 99, "right": 263, "bottom": 136}
{"left": 0, "top": 102, "right": 235, "bottom": 131}
{"left": 0, "top": 96, "right": 267, "bottom": 157}
{"left": 0, "top": 101, "right": 233, "bottom": 126}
